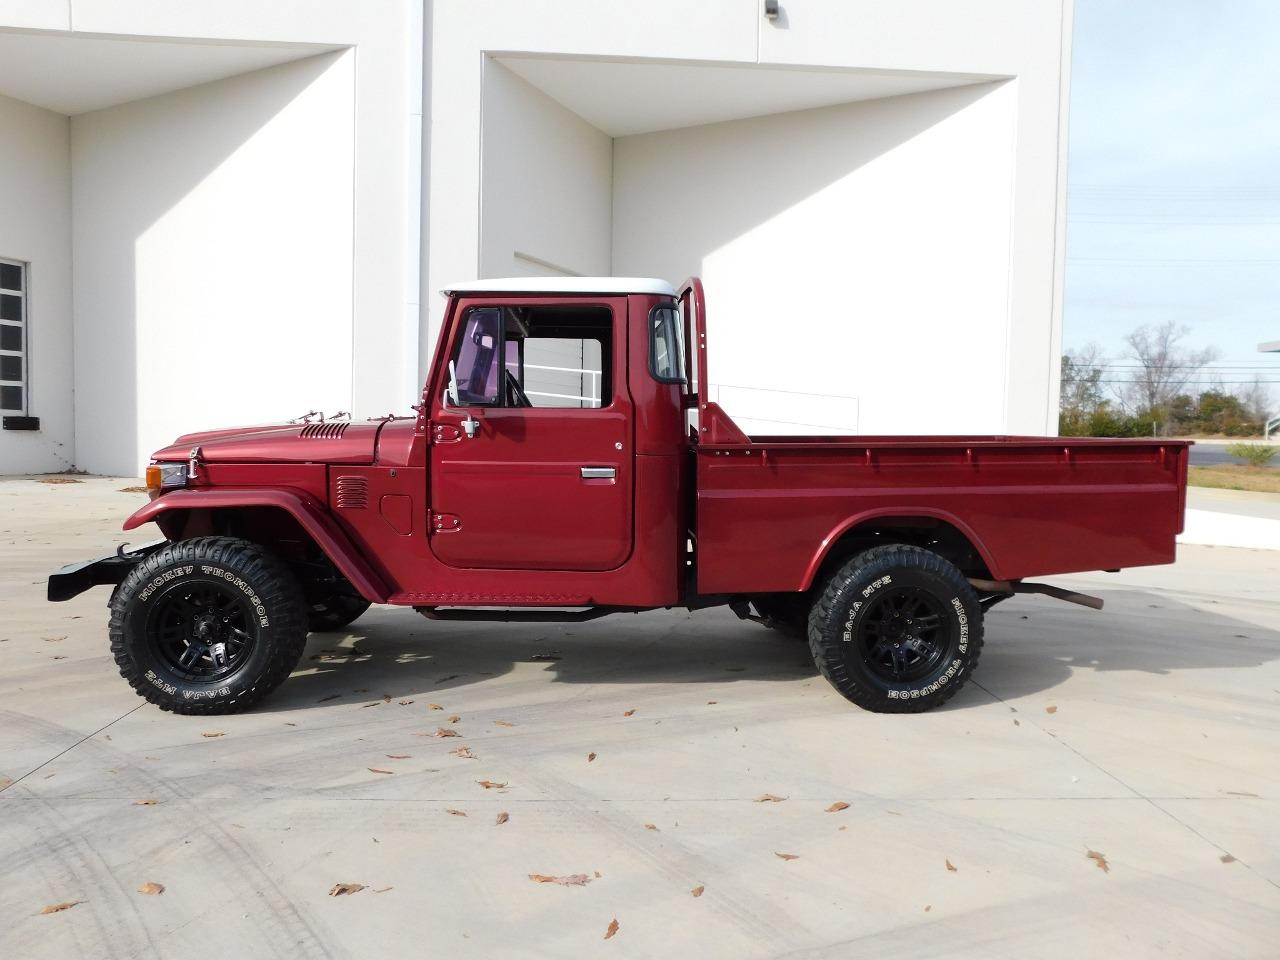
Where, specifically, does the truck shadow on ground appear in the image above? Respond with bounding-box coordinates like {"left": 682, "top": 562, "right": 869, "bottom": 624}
{"left": 264, "top": 590, "right": 1280, "bottom": 712}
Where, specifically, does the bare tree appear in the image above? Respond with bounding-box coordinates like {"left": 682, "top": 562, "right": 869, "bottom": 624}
{"left": 1059, "top": 343, "right": 1107, "bottom": 429}
{"left": 1121, "top": 321, "right": 1219, "bottom": 419}
{"left": 1236, "top": 373, "right": 1276, "bottom": 424}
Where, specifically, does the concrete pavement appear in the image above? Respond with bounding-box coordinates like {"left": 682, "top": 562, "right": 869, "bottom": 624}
{"left": 2, "top": 476, "right": 1278, "bottom": 959}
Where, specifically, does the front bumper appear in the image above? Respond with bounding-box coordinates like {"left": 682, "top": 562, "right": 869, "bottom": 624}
{"left": 47, "top": 541, "right": 166, "bottom": 602}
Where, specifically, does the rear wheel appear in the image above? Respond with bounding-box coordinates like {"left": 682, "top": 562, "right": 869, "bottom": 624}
{"left": 109, "top": 537, "right": 308, "bottom": 715}
{"left": 807, "top": 544, "right": 983, "bottom": 713}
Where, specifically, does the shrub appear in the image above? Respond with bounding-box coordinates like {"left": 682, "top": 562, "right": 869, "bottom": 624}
{"left": 1225, "top": 443, "right": 1278, "bottom": 467}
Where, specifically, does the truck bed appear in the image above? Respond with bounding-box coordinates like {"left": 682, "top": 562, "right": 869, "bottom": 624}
{"left": 694, "top": 433, "right": 1190, "bottom": 595}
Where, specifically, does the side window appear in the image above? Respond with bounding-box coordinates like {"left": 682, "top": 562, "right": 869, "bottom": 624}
{"left": 449, "top": 307, "right": 503, "bottom": 406}
{"left": 0, "top": 259, "right": 27, "bottom": 416}
{"left": 649, "top": 303, "right": 685, "bottom": 384}
{"left": 523, "top": 335, "right": 606, "bottom": 408}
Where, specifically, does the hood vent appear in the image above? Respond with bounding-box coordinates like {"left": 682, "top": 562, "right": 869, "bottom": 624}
{"left": 300, "top": 421, "right": 349, "bottom": 440}
{"left": 335, "top": 476, "right": 369, "bottom": 509}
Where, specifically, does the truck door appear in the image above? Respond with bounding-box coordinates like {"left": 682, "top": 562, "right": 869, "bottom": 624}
{"left": 428, "top": 297, "right": 634, "bottom": 571}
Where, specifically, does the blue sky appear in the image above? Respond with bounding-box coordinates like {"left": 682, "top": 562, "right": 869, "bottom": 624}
{"left": 1064, "top": 0, "right": 1280, "bottom": 395}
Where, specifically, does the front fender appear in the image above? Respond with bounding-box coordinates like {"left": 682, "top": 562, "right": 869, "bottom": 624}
{"left": 124, "top": 487, "right": 390, "bottom": 602}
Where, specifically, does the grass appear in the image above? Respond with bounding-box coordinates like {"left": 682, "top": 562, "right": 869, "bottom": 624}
{"left": 1188, "top": 465, "right": 1280, "bottom": 494}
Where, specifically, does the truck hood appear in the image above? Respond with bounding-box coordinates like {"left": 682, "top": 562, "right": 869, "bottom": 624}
{"left": 151, "top": 421, "right": 382, "bottom": 465}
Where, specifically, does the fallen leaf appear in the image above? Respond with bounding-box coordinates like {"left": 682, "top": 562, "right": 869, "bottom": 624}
{"left": 1220, "top": 853, "right": 1236, "bottom": 864}
{"left": 133, "top": 799, "right": 159, "bottom": 806}
{"left": 328, "top": 883, "right": 365, "bottom": 897}
{"left": 587, "top": 752, "right": 597, "bottom": 762}
{"left": 529, "top": 873, "right": 592, "bottom": 886}
{"left": 367, "top": 768, "right": 394, "bottom": 775}
{"left": 118, "top": 486, "right": 149, "bottom": 493}
{"left": 449, "top": 746, "right": 476, "bottom": 759}
{"left": 707, "top": 700, "right": 717, "bottom": 704}
{"left": 40, "top": 900, "right": 84, "bottom": 914}
{"left": 644, "top": 823, "right": 658, "bottom": 831}
{"left": 137, "top": 882, "right": 164, "bottom": 895}
{"left": 386, "top": 755, "right": 410, "bottom": 760}
{"left": 623, "top": 709, "right": 636, "bottom": 717}
{"left": 1086, "top": 849, "right": 1109, "bottom": 873}
{"left": 496, "top": 812, "right": 509, "bottom": 825}
{"left": 924, "top": 904, "right": 932, "bottom": 912}
{"left": 428, "top": 703, "right": 444, "bottom": 710}
{"left": 775, "top": 852, "right": 800, "bottom": 861}
{"left": 434, "top": 728, "right": 460, "bottom": 738}
{"left": 477, "top": 780, "right": 506, "bottom": 790}
{"left": 373, "top": 886, "right": 393, "bottom": 893}
{"left": 448, "top": 715, "right": 461, "bottom": 723}
{"left": 50, "top": 655, "right": 68, "bottom": 660}
{"left": 318, "top": 694, "right": 341, "bottom": 703}
{"left": 43, "top": 636, "right": 65, "bottom": 642}
{"left": 398, "top": 700, "right": 414, "bottom": 706}
{"left": 1013, "top": 719, "right": 1021, "bottom": 726}
{"left": 360, "top": 702, "right": 382, "bottom": 709}
{"left": 945, "top": 859, "right": 957, "bottom": 872}
{"left": 825, "top": 802, "right": 850, "bottom": 813}
{"left": 691, "top": 885, "right": 705, "bottom": 898}
{"left": 493, "top": 720, "right": 515, "bottom": 727}
{"left": 284, "top": 722, "right": 297, "bottom": 727}
{"left": 529, "top": 653, "right": 561, "bottom": 661}
{"left": 201, "top": 732, "right": 225, "bottom": 738}
{"left": 445, "top": 809, "right": 467, "bottom": 817}
{"left": 754, "top": 793, "right": 786, "bottom": 803}
{"left": 37, "top": 477, "right": 82, "bottom": 484}
{"left": 604, "top": 917, "right": 619, "bottom": 940}
{"left": 1045, "top": 705, "right": 1058, "bottom": 715}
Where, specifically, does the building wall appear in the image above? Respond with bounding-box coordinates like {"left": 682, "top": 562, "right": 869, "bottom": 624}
{"left": 71, "top": 53, "right": 355, "bottom": 476}
{"left": 612, "top": 83, "right": 1016, "bottom": 435}
{"left": 0, "top": 93, "right": 73, "bottom": 474}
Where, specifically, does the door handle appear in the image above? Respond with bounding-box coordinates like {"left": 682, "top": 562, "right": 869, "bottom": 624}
{"left": 580, "top": 466, "right": 616, "bottom": 479}
{"left": 461, "top": 414, "right": 480, "bottom": 439}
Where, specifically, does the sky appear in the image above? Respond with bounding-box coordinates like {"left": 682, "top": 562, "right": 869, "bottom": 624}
{"left": 1064, "top": 0, "right": 1280, "bottom": 401}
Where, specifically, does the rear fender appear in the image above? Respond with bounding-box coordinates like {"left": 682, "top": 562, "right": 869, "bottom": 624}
{"left": 800, "top": 507, "right": 1002, "bottom": 591}
{"left": 123, "top": 488, "right": 390, "bottom": 602}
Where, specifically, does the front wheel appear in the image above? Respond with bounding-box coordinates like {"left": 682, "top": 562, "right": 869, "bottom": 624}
{"left": 807, "top": 544, "right": 983, "bottom": 713}
{"left": 109, "top": 537, "right": 308, "bottom": 715}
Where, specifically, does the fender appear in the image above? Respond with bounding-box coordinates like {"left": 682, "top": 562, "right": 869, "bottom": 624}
{"left": 123, "top": 487, "right": 391, "bottom": 603}
{"left": 799, "top": 506, "right": 1003, "bottom": 591}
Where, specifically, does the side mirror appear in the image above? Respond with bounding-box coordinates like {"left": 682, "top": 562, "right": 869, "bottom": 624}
{"left": 446, "top": 360, "right": 461, "bottom": 407}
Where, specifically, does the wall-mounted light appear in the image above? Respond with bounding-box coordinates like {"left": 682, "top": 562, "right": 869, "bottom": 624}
{"left": 764, "top": 0, "right": 780, "bottom": 21}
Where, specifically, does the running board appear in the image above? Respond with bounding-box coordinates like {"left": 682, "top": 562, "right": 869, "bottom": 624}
{"left": 414, "top": 606, "right": 649, "bottom": 623}
{"left": 967, "top": 578, "right": 1104, "bottom": 611}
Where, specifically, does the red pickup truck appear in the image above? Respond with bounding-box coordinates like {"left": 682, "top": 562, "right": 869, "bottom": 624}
{"left": 49, "top": 278, "right": 1189, "bottom": 715}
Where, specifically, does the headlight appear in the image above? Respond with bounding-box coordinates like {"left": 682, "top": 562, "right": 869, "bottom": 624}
{"left": 145, "top": 463, "right": 188, "bottom": 495}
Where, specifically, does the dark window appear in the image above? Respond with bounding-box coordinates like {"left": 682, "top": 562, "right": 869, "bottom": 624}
{"left": 649, "top": 303, "right": 686, "bottom": 384}
{"left": 0, "top": 259, "right": 27, "bottom": 415}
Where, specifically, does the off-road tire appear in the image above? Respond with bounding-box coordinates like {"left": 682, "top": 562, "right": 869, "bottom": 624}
{"left": 109, "top": 537, "right": 308, "bottom": 715}
{"left": 807, "top": 544, "right": 983, "bottom": 713}
{"left": 307, "top": 595, "right": 371, "bottom": 633}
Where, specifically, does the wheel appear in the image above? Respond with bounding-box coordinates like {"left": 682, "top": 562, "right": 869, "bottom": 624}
{"left": 807, "top": 544, "right": 983, "bottom": 713}
{"left": 307, "top": 594, "right": 371, "bottom": 633}
{"left": 750, "top": 594, "right": 810, "bottom": 639}
{"left": 109, "top": 537, "right": 308, "bottom": 715}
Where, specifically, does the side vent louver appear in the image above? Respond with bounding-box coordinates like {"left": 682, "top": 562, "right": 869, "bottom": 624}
{"left": 300, "top": 421, "right": 349, "bottom": 440}
{"left": 335, "top": 476, "right": 369, "bottom": 510}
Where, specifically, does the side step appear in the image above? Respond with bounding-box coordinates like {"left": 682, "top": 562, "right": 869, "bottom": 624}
{"left": 414, "top": 606, "right": 651, "bottom": 623}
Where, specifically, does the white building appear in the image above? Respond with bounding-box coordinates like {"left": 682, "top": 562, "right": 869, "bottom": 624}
{"left": 0, "top": 0, "right": 1073, "bottom": 476}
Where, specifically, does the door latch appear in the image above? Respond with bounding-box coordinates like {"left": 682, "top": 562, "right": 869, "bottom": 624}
{"left": 461, "top": 414, "right": 479, "bottom": 439}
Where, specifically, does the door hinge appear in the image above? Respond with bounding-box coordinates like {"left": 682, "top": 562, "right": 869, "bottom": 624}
{"left": 431, "top": 512, "right": 462, "bottom": 534}
{"left": 432, "top": 422, "right": 461, "bottom": 443}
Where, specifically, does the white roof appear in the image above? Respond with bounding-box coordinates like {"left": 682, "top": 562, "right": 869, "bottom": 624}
{"left": 442, "top": 277, "right": 677, "bottom": 297}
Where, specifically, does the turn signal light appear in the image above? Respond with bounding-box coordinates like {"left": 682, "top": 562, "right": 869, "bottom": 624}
{"left": 146, "top": 463, "right": 189, "bottom": 496}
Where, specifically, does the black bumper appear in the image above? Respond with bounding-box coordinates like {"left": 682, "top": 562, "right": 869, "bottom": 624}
{"left": 47, "top": 541, "right": 166, "bottom": 602}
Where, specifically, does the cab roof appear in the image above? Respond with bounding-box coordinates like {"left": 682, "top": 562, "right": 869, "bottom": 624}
{"left": 442, "top": 277, "right": 677, "bottom": 298}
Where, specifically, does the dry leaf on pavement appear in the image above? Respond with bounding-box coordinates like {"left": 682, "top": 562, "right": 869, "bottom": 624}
{"left": 529, "top": 873, "right": 592, "bottom": 886}
{"left": 386, "top": 755, "right": 410, "bottom": 760}
{"left": 477, "top": 780, "right": 506, "bottom": 790}
{"left": 587, "top": 752, "right": 597, "bottom": 762}
{"left": 39, "top": 900, "right": 84, "bottom": 914}
{"left": 691, "top": 885, "right": 705, "bottom": 897}
{"left": 428, "top": 703, "right": 444, "bottom": 710}
{"left": 38, "top": 477, "right": 82, "bottom": 484}
{"left": 826, "top": 802, "right": 850, "bottom": 813}
{"left": 201, "top": 732, "right": 225, "bottom": 738}
{"left": 1046, "top": 705, "right": 1058, "bottom": 715}
{"left": 446, "top": 809, "right": 467, "bottom": 817}
{"left": 1086, "top": 849, "right": 1109, "bottom": 873}
{"left": 367, "top": 768, "right": 394, "bottom": 775}
{"left": 496, "top": 812, "right": 509, "bottom": 825}
{"left": 494, "top": 720, "right": 515, "bottom": 727}
{"left": 1220, "top": 853, "right": 1236, "bottom": 864}
{"left": 623, "top": 709, "right": 635, "bottom": 717}
{"left": 448, "top": 715, "right": 461, "bottom": 723}
{"left": 137, "top": 882, "right": 164, "bottom": 895}
{"left": 133, "top": 799, "right": 159, "bottom": 806}
{"left": 449, "top": 746, "right": 476, "bottom": 759}
{"left": 329, "top": 883, "right": 365, "bottom": 897}
{"left": 604, "top": 917, "right": 619, "bottom": 940}
{"left": 644, "top": 823, "right": 658, "bottom": 831}
{"left": 754, "top": 793, "right": 786, "bottom": 803}
{"left": 775, "top": 852, "right": 800, "bottom": 861}
{"left": 434, "top": 728, "right": 460, "bottom": 738}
